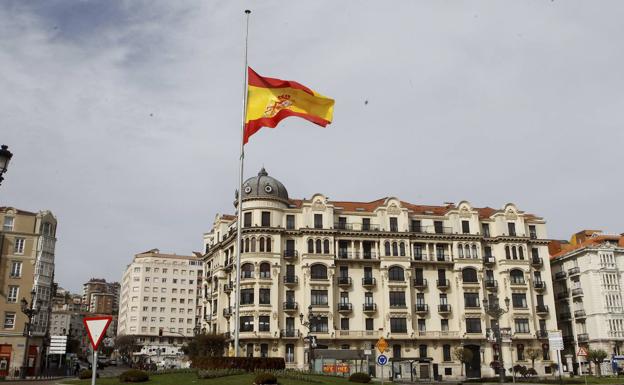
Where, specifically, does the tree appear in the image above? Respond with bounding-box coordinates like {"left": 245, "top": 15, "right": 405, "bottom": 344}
{"left": 587, "top": 349, "right": 608, "bottom": 376}
{"left": 525, "top": 347, "right": 541, "bottom": 369}
{"left": 453, "top": 347, "right": 473, "bottom": 377}
{"left": 115, "top": 335, "right": 143, "bottom": 362}
{"left": 182, "top": 333, "right": 226, "bottom": 359}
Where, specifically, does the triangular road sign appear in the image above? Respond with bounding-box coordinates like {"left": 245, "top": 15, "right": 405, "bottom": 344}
{"left": 83, "top": 316, "right": 113, "bottom": 350}
{"left": 577, "top": 346, "right": 589, "bottom": 357}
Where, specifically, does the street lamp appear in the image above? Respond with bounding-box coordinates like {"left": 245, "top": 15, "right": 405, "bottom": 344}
{"left": 20, "top": 289, "right": 42, "bottom": 379}
{"left": 300, "top": 305, "right": 322, "bottom": 372}
{"left": 483, "top": 296, "right": 510, "bottom": 383}
{"left": 0, "top": 145, "right": 13, "bottom": 187}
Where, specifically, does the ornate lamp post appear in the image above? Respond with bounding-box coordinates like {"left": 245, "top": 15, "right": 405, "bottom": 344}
{"left": 483, "top": 296, "right": 510, "bottom": 383}
{"left": 20, "top": 289, "right": 42, "bottom": 379}
{"left": 300, "top": 305, "right": 321, "bottom": 372}
{"left": 0, "top": 145, "right": 13, "bottom": 187}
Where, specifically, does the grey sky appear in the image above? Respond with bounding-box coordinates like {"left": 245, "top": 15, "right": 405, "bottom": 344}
{"left": 1, "top": 1, "right": 623, "bottom": 292}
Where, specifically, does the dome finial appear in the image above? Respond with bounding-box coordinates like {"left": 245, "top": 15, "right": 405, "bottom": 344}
{"left": 258, "top": 167, "right": 268, "bottom": 176}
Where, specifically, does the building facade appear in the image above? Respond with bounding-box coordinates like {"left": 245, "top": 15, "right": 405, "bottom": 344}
{"left": 117, "top": 249, "right": 203, "bottom": 356}
{"left": 82, "top": 278, "right": 120, "bottom": 314}
{"left": 550, "top": 230, "right": 624, "bottom": 366}
{"left": 200, "top": 169, "right": 558, "bottom": 379}
{"left": 0, "top": 207, "right": 57, "bottom": 377}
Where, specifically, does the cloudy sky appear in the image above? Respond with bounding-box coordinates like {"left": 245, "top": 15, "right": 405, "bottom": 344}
{"left": 1, "top": 1, "right": 623, "bottom": 292}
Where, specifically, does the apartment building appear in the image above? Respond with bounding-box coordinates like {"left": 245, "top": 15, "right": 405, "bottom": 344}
{"left": 82, "top": 278, "right": 120, "bottom": 314}
{"left": 0, "top": 207, "right": 57, "bottom": 377}
{"left": 200, "top": 169, "right": 557, "bottom": 379}
{"left": 550, "top": 230, "right": 624, "bottom": 361}
{"left": 117, "top": 249, "right": 203, "bottom": 354}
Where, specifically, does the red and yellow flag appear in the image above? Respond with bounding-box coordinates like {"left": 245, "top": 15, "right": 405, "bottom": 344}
{"left": 244, "top": 67, "right": 334, "bottom": 143}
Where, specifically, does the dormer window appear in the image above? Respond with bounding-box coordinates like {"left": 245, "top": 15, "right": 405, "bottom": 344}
{"left": 508, "top": 222, "right": 516, "bottom": 236}
{"left": 389, "top": 217, "right": 398, "bottom": 232}
{"left": 3, "top": 216, "right": 14, "bottom": 231}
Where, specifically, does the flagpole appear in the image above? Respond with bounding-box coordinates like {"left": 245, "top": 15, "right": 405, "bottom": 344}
{"left": 233, "top": 9, "right": 251, "bottom": 358}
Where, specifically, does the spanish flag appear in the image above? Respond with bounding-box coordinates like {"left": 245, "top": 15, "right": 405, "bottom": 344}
{"left": 244, "top": 67, "right": 334, "bottom": 143}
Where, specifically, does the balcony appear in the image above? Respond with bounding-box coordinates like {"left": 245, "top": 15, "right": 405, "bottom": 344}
{"left": 283, "top": 301, "right": 299, "bottom": 312}
{"left": 337, "top": 330, "right": 381, "bottom": 338}
{"left": 337, "top": 251, "right": 379, "bottom": 260}
{"left": 223, "top": 307, "right": 233, "bottom": 318}
{"left": 412, "top": 278, "right": 428, "bottom": 290}
{"left": 536, "top": 330, "right": 548, "bottom": 339}
{"left": 414, "top": 304, "right": 429, "bottom": 315}
{"left": 224, "top": 262, "right": 233, "bottom": 272}
{"left": 334, "top": 222, "right": 380, "bottom": 231}
{"left": 510, "top": 279, "right": 527, "bottom": 286}
{"left": 438, "top": 304, "right": 452, "bottom": 314}
{"left": 559, "top": 311, "right": 572, "bottom": 320}
{"left": 284, "top": 275, "right": 299, "bottom": 285}
{"left": 572, "top": 288, "right": 584, "bottom": 297}
{"left": 338, "top": 303, "right": 353, "bottom": 313}
{"left": 434, "top": 226, "right": 453, "bottom": 235}
{"left": 337, "top": 276, "right": 352, "bottom": 287}
{"left": 555, "top": 271, "right": 567, "bottom": 280}
{"left": 556, "top": 291, "right": 569, "bottom": 300}
{"left": 531, "top": 257, "right": 543, "bottom": 267}
{"left": 283, "top": 249, "right": 298, "bottom": 260}
{"left": 574, "top": 309, "right": 586, "bottom": 319}
{"left": 363, "top": 303, "right": 377, "bottom": 313}
{"left": 577, "top": 333, "right": 589, "bottom": 343}
{"left": 485, "top": 279, "right": 498, "bottom": 290}
{"left": 437, "top": 279, "right": 450, "bottom": 289}
{"left": 568, "top": 267, "right": 580, "bottom": 276}
{"left": 435, "top": 254, "right": 452, "bottom": 263}
{"left": 223, "top": 282, "right": 233, "bottom": 293}
{"left": 536, "top": 305, "right": 549, "bottom": 315}
{"left": 310, "top": 275, "right": 329, "bottom": 282}
{"left": 533, "top": 280, "right": 546, "bottom": 291}
{"left": 483, "top": 256, "right": 496, "bottom": 266}
{"left": 362, "top": 277, "right": 376, "bottom": 287}
{"left": 280, "top": 329, "right": 300, "bottom": 338}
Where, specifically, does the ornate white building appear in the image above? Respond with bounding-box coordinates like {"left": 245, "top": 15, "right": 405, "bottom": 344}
{"left": 201, "top": 169, "right": 558, "bottom": 379}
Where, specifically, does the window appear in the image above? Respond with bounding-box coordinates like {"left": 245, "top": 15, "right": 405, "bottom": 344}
{"left": 388, "top": 266, "right": 404, "bottom": 281}
{"left": 260, "top": 343, "right": 269, "bottom": 358}
{"left": 411, "top": 219, "right": 421, "bottom": 232}
{"left": 512, "top": 293, "right": 527, "bottom": 309}
{"left": 3, "top": 217, "right": 14, "bottom": 231}
{"left": 240, "top": 316, "right": 254, "bottom": 332}
{"left": 443, "top": 344, "right": 451, "bottom": 361}
{"left": 510, "top": 269, "right": 525, "bottom": 284}
{"left": 390, "top": 318, "right": 407, "bottom": 333}
{"left": 340, "top": 317, "right": 349, "bottom": 330}
{"left": 389, "top": 291, "right": 406, "bottom": 307}
{"left": 246, "top": 343, "right": 254, "bottom": 357}
{"left": 244, "top": 212, "right": 252, "bottom": 227}
{"left": 3, "top": 312, "right": 15, "bottom": 329}
{"left": 505, "top": 246, "right": 511, "bottom": 259}
{"left": 311, "top": 290, "right": 328, "bottom": 306}
{"left": 7, "top": 286, "right": 18, "bottom": 303}
{"left": 365, "top": 318, "right": 374, "bottom": 331}
{"left": 259, "top": 316, "right": 270, "bottom": 332}
{"left": 418, "top": 319, "right": 426, "bottom": 332}
{"left": 314, "top": 214, "right": 323, "bottom": 229}
{"left": 462, "top": 268, "right": 478, "bottom": 283}
{"left": 482, "top": 223, "right": 490, "bottom": 237}
{"left": 310, "top": 264, "right": 327, "bottom": 280}
{"left": 462, "top": 220, "right": 470, "bottom": 234}
{"left": 14, "top": 238, "right": 25, "bottom": 254}
{"left": 434, "top": 221, "right": 443, "bottom": 234}
{"left": 323, "top": 239, "right": 330, "bottom": 254}
{"left": 307, "top": 239, "right": 314, "bottom": 253}
{"left": 464, "top": 293, "right": 480, "bottom": 308}
{"left": 419, "top": 344, "right": 428, "bottom": 358}
{"left": 515, "top": 319, "right": 530, "bottom": 334}
{"left": 441, "top": 319, "right": 449, "bottom": 332}
{"left": 384, "top": 242, "right": 391, "bottom": 256}
{"left": 466, "top": 318, "right": 482, "bottom": 333}
{"left": 389, "top": 217, "right": 398, "bottom": 232}
{"left": 508, "top": 222, "right": 516, "bottom": 236}
{"left": 286, "top": 344, "right": 295, "bottom": 363}
{"left": 310, "top": 316, "right": 328, "bottom": 332}
{"left": 517, "top": 344, "right": 525, "bottom": 361}
{"left": 529, "top": 225, "right": 537, "bottom": 239}
{"left": 362, "top": 218, "right": 371, "bottom": 231}
{"left": 241, "top": 263, "right": 254, "bottom": 279}
{"left": 259, "top": 288, "right": 270, "bottom": 305}
{"left": 286, "top": 215, "right": 295, "bottom": 230}
{"left": 259, "top": 263, "right": 270, "bottom": 278}
{"left": 261, "top": 211, "right": 270, "bottom": 227}
{"left": 240, "top": 289, "right": 254, "bottom": 305}
{"left": 9, "top": 261, "right": 22, "bottom": 277}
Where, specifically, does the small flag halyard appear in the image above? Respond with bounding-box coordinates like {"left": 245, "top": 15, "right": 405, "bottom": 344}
{"left": 244, "top": 67, "right": 334, "bottom": 143}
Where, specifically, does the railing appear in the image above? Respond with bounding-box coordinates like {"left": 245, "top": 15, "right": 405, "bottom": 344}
{"left": 413, "top": 278, "right": 428, "bottom": 288}
{"left": 577, "top": 333, "right": 589, "bottom": 342}
{"left": 533, "top": 280, "right": 546, "bottom": 289}
{"left": 223, "top": 282, "right": 233, "bottom": 292}
{"left": 337, "top": 251, "right": 379, "bottom": 260}
{"left": 417, "top": 331, "right": 460, "bottom": 338}
{"left": 572, "top": 288, "right": 584, "bottom": 296}
{"left": 438, "top": 304, "right": 452, "bottom": 313}
{"left": 556, "top": 291, "right": 569, "bottom": 300}
{"left": 338, "top": 303, "right": 353, "bottom": 311}
{"left": 284, "top": 275, "right": 299, "bottom": 284}
{"left": 555, "top": 271, "right": 567, "bottom": 280}
{"left": 531, "top": 257, "right": 543, "bottom": 267}
{"left": 510, "top": 278, "right": 526, "bottom": 285}
{"left": 241, "top": 273, "right": 254, "bottom": 280}
{"left": 363, "top": 303, "right": 377, "bottom": 312}
{"left": 574, "top": 309, "right": 586, "bottom": 318}
{"left": 437, "top": 279, "right": 450, "bottom": 288}
{"left": 536, "top": 330, "right": 548, "bottom": 339}
{"left": 283, "top": 250, "right": 298, "bottom": 259}
{"left": 414, "top": 304, "right": 429, "bottom": 313}
{"left": 337, "top": 277, "right": 352, "bottom": 286}
{"left": 409, "top": 225, "right": 453, "bottom": 234}
{"left": 283, "top": 301, "right": 299, "bottom": 310}
{"left": 536, "top": 305, "right": 549, "bottom": 313}
{"left": 334, "top": 222, "right": 381, "bottom": 231}
{"left": 485, "top": 279, "right": 498, "bottom": 289}
{"left": 484, "top": 256, "right": 496, "bottom": 265}
{"left": 310, "top": 275, "right": 329, "bottom": 281}
{"left": 568, "top": 267, "right": 581, "bottom": 276}
{"left": 389, "top": 303, "right": 407, "bottom": 309}
{"left": 337, "top": 330, "right": 381, "bottom": 337}
{"left": 362, "top": 277, "right": 376, "bottom": 286}
{"left": 280, "top": 329, "right": 300, "bottom": 338}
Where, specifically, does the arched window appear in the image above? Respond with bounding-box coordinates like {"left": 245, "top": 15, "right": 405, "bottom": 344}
{"left": 510, "top": 269, "right": 524, "bottom": 284}
{"left": 259, "top": 237, "right": 265, "bottom": 252}
{"left": 462, "top": 267, "right": 478, "bottom": 283}
{"left": 512, "top": 246, "right": 518, "bottom": 260}
{"left": 251, "top": 237, "right": 256, "bottom": 252}
{"left": 245, "top": 238, "right": 250, "bottom": 253}
{"left": 388, "top": 266, "right": 405, "bottom": 281}
{"left": 472, "top": 245, "right": 478, "bottom": 259}
{"left": 505, "top": 246, "right": 511, "bottom": 259}
{"left": 308, "top": 239, "right": 314, "bottom": 254}
{"left": 392, "top": 242, "right": 398, "bottom": 256}
{"left": 518, "top": 247, "right": 524, "bottom": 260}
{"left": 323, "top": 239, "right": 330, "bottom": 254}
{"left": 266, "top": 237, "right": 271, "bottom": 252}
{"left": 458, "top": 245, "right": 464, "bottom": 258}
{"left": 316, "top": 239, "right": 322, "bottom": 254}
{"left": 259, "top": 262, "right": 271, "bottom": 279}
{"left": 399, "top": 242, "right": 406, "bottom": 256}
{"left": 241, "top": 263, "right": 254, "bottom": 279}
{"left": 464, "top": 245, "right": 471, "bottom": 258}
{"left": 385, "top": 242, "right": 391, "bottom": 256}
{"left": 310, "top": 264, "right": 327, "bottom": 280}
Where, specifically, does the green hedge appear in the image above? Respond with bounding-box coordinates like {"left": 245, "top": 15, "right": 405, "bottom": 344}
{"left": 119, "top": 369, "right": 149, "bottom": 382}
{"left": 253, "top": 372, "right": 277, "bottom": 384}
{"left": 191, "top": 357, "right": 285, "bottom": 371}
{"left": 79, "top": 370, "right": 94, "bottom": 379}
{"left": 348, "top": 372, "right": 371, "bottom": 383}
{"left": 197, "top": 369, "right": 245, "bottom": 379}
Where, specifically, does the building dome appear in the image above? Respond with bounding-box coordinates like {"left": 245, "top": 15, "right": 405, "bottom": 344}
{"left": 241, "top": 168, "right": 289, "bottom": 204}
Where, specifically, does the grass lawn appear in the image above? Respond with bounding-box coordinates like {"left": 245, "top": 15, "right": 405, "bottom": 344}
{"left": 62, "top": 371, "right": 353, "bottom": 385}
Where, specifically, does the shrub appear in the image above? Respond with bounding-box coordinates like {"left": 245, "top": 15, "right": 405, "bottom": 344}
{"left": 349, "top": 372, "right": 371, "bottom": 383}
{"left": 197, "top": 369, "right": 245, "bottom": 379}
{"left": 527, "top": 368, "right": 537, "bottom": 376}
{"left": 253, "top": 372, "right": 277, "bottom": 385}
{"left": 119, "top": 369, "right": 149, "bottom": 382}
{"left": 79, "top": 370, "right": 94, "bottom": 379}
{"left": 191, "top": 357, "right": 285, "bottom": 371}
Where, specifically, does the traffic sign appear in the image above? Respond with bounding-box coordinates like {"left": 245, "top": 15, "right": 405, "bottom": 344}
{"left": 548, "top": 330, "right": 564, "bottom": 351}
{"left": 375, "top": 337, "right": 388, "bottom": 354}
{"left": 577, "top": 347, "right": 589, "bottom": 357}
{"left": 83, "top": 316, "right": 113, "bottom": 350}
{"left": 49, "top": 335, "right": 68, "bottom": 354}
{"left": 377, "top": 354, "right": 388, "bottom": 366}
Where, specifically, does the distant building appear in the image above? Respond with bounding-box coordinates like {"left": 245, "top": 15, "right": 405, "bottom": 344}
{"left": 117, "top": 249, "right": 203, "bottom": 356}
{"left": 50, "top": 287, "right": 89, "bottom": 357}
{"left": 0, "top": 207, "right": 57, "bottom": 377}
{"left": 82, "top": 278, "right": 120, "bottom": 314}
{"left": 550, "top": 230, "right": 624, "bottom": 363}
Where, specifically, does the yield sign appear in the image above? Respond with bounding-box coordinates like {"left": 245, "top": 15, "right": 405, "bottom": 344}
{"left": 577, "top": 346, "right": 589, "bottom": 357}
{"left": 83, "top": 316, "right": 113, "bottom": 350}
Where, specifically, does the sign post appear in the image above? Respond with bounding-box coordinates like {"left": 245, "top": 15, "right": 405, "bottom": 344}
{"left": 375, "top": 337, "right": 388, "bottom": 385}
{"left": 577, "top": 347, "right": 588, "bottom": 385}
{"left": 83, "top": 316, "right": 113, "bottom": 385}
{"left": 548, "top": 331, "right": 564, "bottom": 385}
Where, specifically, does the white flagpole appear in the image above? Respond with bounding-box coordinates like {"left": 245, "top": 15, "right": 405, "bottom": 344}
{"left": 233, "top": 9, "right": 251, "bottom": 358}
